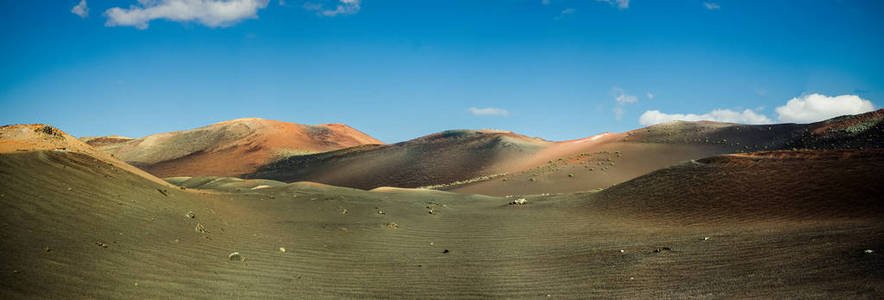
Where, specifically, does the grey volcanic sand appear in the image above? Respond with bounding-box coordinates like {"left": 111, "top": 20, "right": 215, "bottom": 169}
{"left": 1, "top": 150, "right": 883, "bottom": 298}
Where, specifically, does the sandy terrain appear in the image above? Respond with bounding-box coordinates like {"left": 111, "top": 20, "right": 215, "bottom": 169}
{"left": 2, "top": 111, "right": 882, "bottom": 297}
{"left": 1, "top": 147, "right": 882, "bottom": 298}
{"left": 91, "top": 118, "right": 382, "bottom": 178}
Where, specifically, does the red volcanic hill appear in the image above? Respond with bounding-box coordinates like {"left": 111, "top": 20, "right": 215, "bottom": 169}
{"left": 90, "top": 118, "right": 383, "bottom": 178}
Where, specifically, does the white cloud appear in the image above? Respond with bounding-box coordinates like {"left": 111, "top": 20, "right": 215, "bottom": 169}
{"left": 555, "top": 8, "right": 576, "bottom": 19}
{"left": 703, "top": 2, "right": 720, "bottom": 10}
{"left": 541, "top": 0, "right": 551, "bottom": 5}
{"left": 613, "top": 87, "right": 637, "bottom": 104}
{"left": 72, "top": 0, "right": 89, "bottom": 18}
{"left": 616, "top": 94, "right": 637, "bottom": 104}
{"left": 304, "top": 0, "right": 361, "bottom": 17}
{"left": 595, "top": 0, "right": 629, "bottom": 9}
{"left": 104, "top": 0, "right": 270, "bottom": 29}
{"left": 468, "top": 107, "right": 509, "bottom": 116}
{"left": 775, "top": 94, "right": 875, "bottom": 123}
{"left": 639, "top": 109, "right": 773, "bottom": 126}
{"left": 646, "top": 92, "right": 655, "bottom": 100}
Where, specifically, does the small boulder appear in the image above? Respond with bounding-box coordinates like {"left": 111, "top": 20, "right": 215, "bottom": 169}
{"left": 228, "top": 252, "right": 244, "bottom": 262}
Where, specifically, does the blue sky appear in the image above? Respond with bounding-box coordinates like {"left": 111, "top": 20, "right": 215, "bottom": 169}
{"left": 1, "top": 0, "right": 882, "bottom": 143}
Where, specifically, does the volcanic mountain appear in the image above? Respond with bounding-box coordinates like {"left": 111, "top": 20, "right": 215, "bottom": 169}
{"left": 243, "top": 109, "right": 884, "bottom": 195}
{"left": 88, "top": 118, "right": 382, "bottom": 178}
{"left": 245, "top": 129, "right": 552, "bottom": 189}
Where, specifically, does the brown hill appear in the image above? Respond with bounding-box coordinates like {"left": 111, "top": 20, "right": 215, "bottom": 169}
{"left": 91, "top": 118, "right": 382, "bottom": 178}
{"left": 245, "top": 129, "right": 552, "bottom": 189}
{"left": 78, "top": 135, "right": 134, "bottom": 147}
{"left": 443, "top": 109, "right": 884, "bottom": 196}
{"left": 0, "top": 124, "right": 171, "bottom": 187}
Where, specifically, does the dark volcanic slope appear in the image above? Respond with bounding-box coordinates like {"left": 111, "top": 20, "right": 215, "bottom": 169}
{"left": 245, "top": 129, "right": 551, "bottom": 189}
{"left": 623, "top": 108, "right": 884, "bottom": 151}
{"left": 590, "top": 149, "right": 884, "bottom": 223}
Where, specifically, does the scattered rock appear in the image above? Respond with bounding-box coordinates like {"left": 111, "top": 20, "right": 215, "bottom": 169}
{"left": 653, "top": 247, "right": 671, "bottom": 253}
{"left": 185, "top": 211, "right": 195, "bottom": 219}
{"left": 386, "top": 223, "right": 399, "bottom": 229}
{"left": 340, "top": 208, "right": 349, "bottom": 215}
{"left": 442, "top": 249, "right": 450, "bottom": 254}
{"left": 509, "top": 198, "right": 528, "bottom": 205}
{"left": 34, "top": 125, "right": 62, "bottom": 137}
{"left": 619, "top": 249, "right": 625, "bottom": 253}
{"left": 156, "top": 189, "right": 168, "bottom": 197}
{"left": 228, "top": 252, "right": 244, "bottom": 262}
{"left": 95, "top": 242, "right": 109, "bottom": 248}
{"left": 195, "top": 223, "right": 207, "bottom": 233}
{"left": 43, "top": 246, "right": 52, "bottom": 252}
{"left": 427, "top": 209, "right": 435, "bottom": 215}
{"left": 279, "top": 247, "right": 286, "bottom": 253}
{"left": 865, "top": 249, "right": 875, "bottom": 254}
{"left": 703, "top": 236, "right": 710, "bottom": 241}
